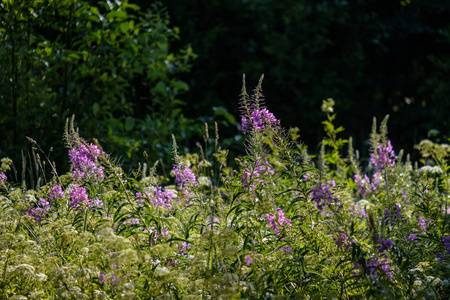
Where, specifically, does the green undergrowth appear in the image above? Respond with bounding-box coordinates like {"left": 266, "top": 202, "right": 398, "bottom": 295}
{"left": 0, "top": 76, "right": 449, "bottom": 299}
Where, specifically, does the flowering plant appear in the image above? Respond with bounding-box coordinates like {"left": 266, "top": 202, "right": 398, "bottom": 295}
{"left": 0, "top": 77, "right": 449, "bottom": 299}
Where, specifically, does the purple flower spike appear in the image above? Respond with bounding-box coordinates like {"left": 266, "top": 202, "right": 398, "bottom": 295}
{"left": 241, "top": 116, "right": 249, "bottom": 134}
{"left": 443, "top": 236, "right": 450, "bottom": 254}
{"left": 266, "top": 213, "right": 279, "bottom": 236}
{"left": 70, "top": 185, "right": 91, "bottom": 210}
{"left": 27, "top": 198, "right": 52, "bottom": 223}
{"left": 179, "top": 242, "right": 190, "bottom": 256}
{"left": 378, "top": 238, "right": 393, "bottom": 252}
{"left": 241, "top": 108, "right": 280, "bottom": 134}
{"left": 98, "top": 271, "right": 106, "bottom": 284}
{"left": 311, "top": 185, "right": 339, "bottom": 211}
{"left": 384, "top": 205, "right": 405, "bottom": 226}
{"left": 49, "top": 185, "right": 65, "bottom": 200}
{"left": 242, "top": 159, "right": 275, "bottom": 192}
{"left": 153, "top": 186, "right": 176, "bottom": 208}
{"left": 334, "top": 232, "right": 354, "bottom": 252}
{"left": 364, "top": 256, "right": 394, "bottom": 279}
{"left": 0, "top": 172, "right": 6, "bottom": 185}
{"left": 417, "top": 216, "right": 427, "bottom": 234}
{"left": 173, "top": 164, "right": 197, "bottom": 198}
{"left": 250, "top": 108, "right": 280, "bottom": 132}
{"left": 370, "top": 140, "right": 397, "bottom": 171}
{"left": 266, "top": 208, "right": 291, "bottom": 236}
{"left": 173, "top": 165, "right": 196, "bottom": 188}
{"left": 68, "top": 143, "right": 105, "bottom": 182}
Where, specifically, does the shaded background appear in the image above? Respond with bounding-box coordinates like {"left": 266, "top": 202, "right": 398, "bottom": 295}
{"left": 1, "top": 0, "right": 450, "bottom": 177}
{"left": 161, "top": 0, "right": 450, "bottom": 156}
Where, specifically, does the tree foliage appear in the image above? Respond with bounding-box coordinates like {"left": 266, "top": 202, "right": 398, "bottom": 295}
{"left": 0, "top": 0, "right": 196, "bottom": 171}
{"left": 162, "top": 0, "right": 450, "bottom": 155}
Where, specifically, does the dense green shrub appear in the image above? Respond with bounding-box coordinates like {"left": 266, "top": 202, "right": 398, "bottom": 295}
{"left": 0, "top": 0, "right": 196, "bottom": 171}
{"left": 0, "top": 77, "right": 449, "bottom": 299}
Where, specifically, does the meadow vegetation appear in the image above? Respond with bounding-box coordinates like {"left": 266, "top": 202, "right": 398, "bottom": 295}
{"left": 1, "top": 76, "right": 449, "bottom": 299}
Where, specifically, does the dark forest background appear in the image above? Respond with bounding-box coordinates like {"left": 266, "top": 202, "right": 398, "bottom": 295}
{"left": 1, "top": 0, "right": 450, "bottom": 176}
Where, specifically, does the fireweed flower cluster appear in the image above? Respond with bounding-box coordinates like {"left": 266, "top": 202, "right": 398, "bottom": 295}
{"left": 281, "top": 246, "right": 292, "bottom": 255}
{"left": 70, "top": 185, "right": 91, "bottom": 210}
{"left": 27, "top": 198, "right": 52, "bottom": 223}
{"left": 239, "top": 74, "right": 280, "bottom": 134}
{"left": 349, "top": 204, "right": 367, "bottom": 218}
{"left": 360, "top": 256, "right": 394, "bottom": 279}
{"left": 311, "top": 184, "right": 340, "bottom": 211}
{"left": 173, "top": 164, "right": 197, "bottom": 198}
{"left": 154, "top": 187, "right": 176, "bottom": 208}
{"left": 123, "top": 218, "right": 140, "bottom": 225}
{"left": 150, "top": 228, "right": 171, "bottom": 245}
{"left": 178, "top": 242, "right": 190, "bottom": 256}
{"left": 241, "top": 108, "right": 280, "bottom": 134}
{"left": 0, "top": 172, "right": 6, "bottom": 185}
{"left": 68, "top": 143, "right": 105, "bottom": 181}
{"left": 334, "top": 232, "right": 355, "bottom": 252}
{"left": 136, "top": 187, "right": 176, "bottom": 209}
{"left": 93, "top": 198, "right": 104, "bottom": 208}
{"left": 408, "top": 233, "right": 417, "bottom": 241}
{"left": 98, "top": 270, "right": 130, "bottom": 286}
{"left": 370, "top": 140, "right": 397, "bottom": 171}
{"left": 207, "top": 216, "right": 220, "bottom": 231}
{"left": 173, "top": 164, "right": 196, "bottom": 187}
{"left": 49, "top": 185, "right": 65, "bottom": 200}
{"left": 98, "top": 271, "right": 106, "bottom": 284}
{"left": 353, "top": 172, "right": 381, "bottom": 197}
{"left": 266, "top": 209, "right": 291, "bottom": 236}
{"left": 353, "top": 238, "right": 394, "bottom": 279}
{"left": 417, "top": 216, "right": 427, "bottom": 234}
{"left": 242, "top": 159, "right": 275, "bottom": 192}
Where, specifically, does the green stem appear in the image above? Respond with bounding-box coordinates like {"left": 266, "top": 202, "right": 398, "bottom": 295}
{"left": 83, "top": 207, "right": 88, "bottom": 232}
{"left": 1, "top": 251, "right": 8, "bottom": 299}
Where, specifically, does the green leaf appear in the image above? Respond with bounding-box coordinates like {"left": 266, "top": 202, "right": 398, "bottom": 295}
{"left": 213, "top": 106, "right": 236, "bottom": 124}
{"left": 125, "top": 116, "right": 135, "bottom": 131}
{"left": 170, "top": 80, "right": 189, "bottom": 91}
{"left": 93, "top": 103, "right": 100, "bottom": 116}
{"left": 123, "top": 3, "right": 140, "bottom": 11}
{"left": 67, "top": 53, "right": 80, "bottom": 60}
{"left": 106, "top": 10, "right": 128, "bottom": 22}
{"left": 44, "top": 47, "right": 52, "bottom": 56}
{"left": 120, "top": 22, "right": 129, "bottom": 33}
{"left": 147, "top": 70, "right": 167, "bottom": 80}
{"left": 170, "top": 108, "right": 182, "bottom": 119}
{"left": 153, "top": 81, "right": 167, "bottom": 95}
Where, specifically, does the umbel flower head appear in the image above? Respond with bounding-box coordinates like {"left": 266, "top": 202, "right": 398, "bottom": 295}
{"left": 239, "top": 74, "right": 280, "bottom": 134}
